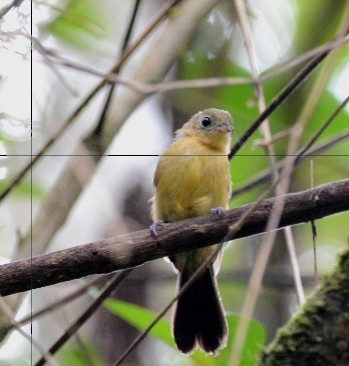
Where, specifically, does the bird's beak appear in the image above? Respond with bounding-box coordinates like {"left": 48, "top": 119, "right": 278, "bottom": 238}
{"left": 217, "top": 125, "right": 232, "bottom": 134}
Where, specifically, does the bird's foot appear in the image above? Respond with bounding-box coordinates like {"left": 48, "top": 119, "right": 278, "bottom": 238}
{"left": 150, "top": 220, "right": 164, "bottom": 237}
{"left": 210, "top": 207, "right": 225, "bottom": 215}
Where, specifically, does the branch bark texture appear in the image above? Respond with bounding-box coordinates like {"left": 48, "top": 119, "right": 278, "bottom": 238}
{"left": 261, "top": 249, "right": 349, "bottom": 366}
{"left": 0, "top": 179, "right": 348, "bottom": 297}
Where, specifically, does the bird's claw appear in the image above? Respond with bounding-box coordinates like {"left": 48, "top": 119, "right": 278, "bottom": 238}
{"left": 210, "top": 207, "right": 225, "bottom": 215}
{"left": 150, "top": 220, "right": 163, "bottom": 237}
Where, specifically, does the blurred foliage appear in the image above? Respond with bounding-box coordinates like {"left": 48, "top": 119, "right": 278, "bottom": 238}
{"left": 57, "top": 342, "right": 105, "bottom": 366}
{"left": 0, "top": 179, "right": 45, "bottom": 199}
{"left": 173, "top": 0, "right": 349, "bottom": 223}
{"left": 43, "top": 0, "right": 106, "bottom": 50}
{"left": 105, "top": 299, "right": 265, "bottom": 366}
{"left": 0, "top": 0, "right": 348, "bottom": 365}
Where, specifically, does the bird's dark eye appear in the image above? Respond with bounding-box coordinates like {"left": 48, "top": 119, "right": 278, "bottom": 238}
{"left": 202, "top": 116, "right": 211, "bottom": 127}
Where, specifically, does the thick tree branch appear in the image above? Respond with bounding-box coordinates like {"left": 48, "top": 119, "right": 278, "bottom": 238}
{"left": 0, "top": 179, "right": 348, "bottom": 297}
{"left": 261, "top": 249, "right": 349, "bottom": 366}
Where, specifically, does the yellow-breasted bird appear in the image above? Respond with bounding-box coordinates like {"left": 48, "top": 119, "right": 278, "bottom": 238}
{"left": 151, "top": 108, "right": 232, "bottom": 354}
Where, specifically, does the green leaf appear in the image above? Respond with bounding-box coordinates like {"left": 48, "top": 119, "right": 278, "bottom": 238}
{"left": 0, "top": 179, "right": 45, "bottom": 199}
{"left": 215, "top": 314, "right": 266, "bottom": 366}
{"left": 104, "top": 299, "right": 219, "bottom": 365}
{"left": 104, "top": 298, "right": 175, "bottom": 347}
{"left": 44, "top": 0, "right": 105, "bottom": 50}
{"left": 105, "top": 300, "right": 265, "bottom": 366}
{"left": 58, "top": 343, "right": 104, "bottom": 366}
{"left": 227, "top": 315, "right": 266, "bottom": 366}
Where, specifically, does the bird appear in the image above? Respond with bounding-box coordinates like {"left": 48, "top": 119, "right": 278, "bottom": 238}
{"left": 151, "top": 108, "right": 232, "bottom": 355}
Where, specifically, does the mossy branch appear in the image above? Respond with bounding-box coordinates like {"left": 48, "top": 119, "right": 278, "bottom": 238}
{"left": 261, "top": 249, "right": 349, "bottom": 366}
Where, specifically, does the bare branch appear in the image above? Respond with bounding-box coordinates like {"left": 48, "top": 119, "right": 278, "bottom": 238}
{"left": 35, "top": 33, "right": 348, "bottom": 95}
{"left": 0, "top": 0, "right": 23, "bottom": 19}
{"left": 0, "top": 179, "right": 348, "bottom": 297}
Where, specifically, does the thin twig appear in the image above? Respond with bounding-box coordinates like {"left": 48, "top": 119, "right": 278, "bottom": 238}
{"left": 234, "top": 1, "right": 304, "bottom": 327}
{"left": 0, "top": 0, "right": 181, "bottom": 203}
{"left": 93, "top": 0, "right": 142, "bottom": 138}
{"left": 309, "top": 160, "right": 319, "bottom": 285}
{"left": 0, "top": 0, "right": 23, "bottom": 19}
{"left": 230, "top": 9, "right": 349, "bottom": 365}
{"left": 0, "top": 275, "right": 107, "bottom": 334}
{"left": 0, "top": 299, "right": 58, "bottom": 366}
{"left": 34, "top": 270, "right": 132, "bottom": 366}
{"left": 296, "top": 94, "right": 349, "bottom": 163}
{"left": 232, "top": 124, "right": 349, "bottom": 199}
{"left": 32, "top": 33, "right": 348, "bottom": 95}
{"left": 228, "top": 24, "right": 349, "bottom": 159}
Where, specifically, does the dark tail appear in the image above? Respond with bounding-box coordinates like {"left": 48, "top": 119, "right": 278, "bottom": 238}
{"left": 172, "top": 267, "right": 227, "bottom": 354}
